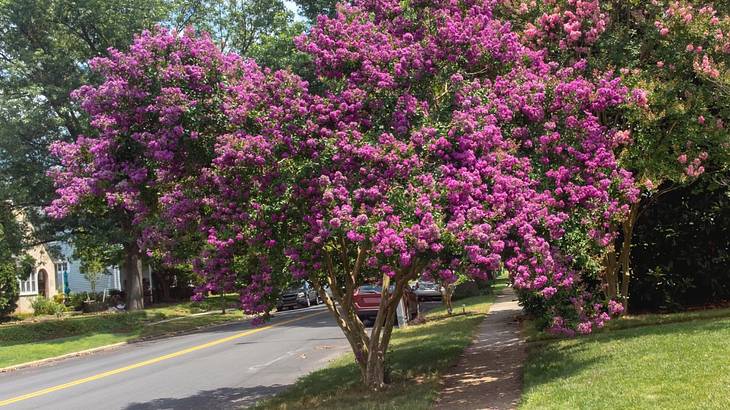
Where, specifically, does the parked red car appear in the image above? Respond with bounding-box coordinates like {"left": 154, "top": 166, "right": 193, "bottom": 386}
{"left": 353, "top": 284, "right": 419, "bottom": 325}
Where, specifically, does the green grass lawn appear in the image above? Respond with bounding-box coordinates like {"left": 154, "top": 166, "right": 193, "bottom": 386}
{"left": 521, "top": 312, "right": 730, "bottom": 409}
{"left": 0, "top": 296, "right": 244, "bottom": 369}
{"left": 255, "top": 283, "right": 506, "bottom": 410}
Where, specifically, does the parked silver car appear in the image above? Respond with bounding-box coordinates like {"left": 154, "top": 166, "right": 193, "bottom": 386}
{"left": 414, "top": 281, "right": 443, "bottom": 301}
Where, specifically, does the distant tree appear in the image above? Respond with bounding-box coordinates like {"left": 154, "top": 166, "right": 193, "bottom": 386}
{"left": 171, "top": 0, "right": 295, "bottom": 54}
{"left": 0, "top": 202, "right": 34, "bottom": 319}
{"left": 72, "top": 236, "right": 119, "bottom": 297}
{"left": 292, "top": 0, "right": 337, "bottom": 22}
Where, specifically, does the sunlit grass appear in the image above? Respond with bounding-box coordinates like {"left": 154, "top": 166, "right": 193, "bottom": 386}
{"left": 0, "top": 297, "right": 244, "bottom": 369}
{"left": 521, "top": 314, "right": 730, "bottom": 409}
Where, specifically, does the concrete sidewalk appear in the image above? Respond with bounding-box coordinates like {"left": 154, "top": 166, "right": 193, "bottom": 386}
{"left": 434, "top": 287, "right": 526, "bottom": 410}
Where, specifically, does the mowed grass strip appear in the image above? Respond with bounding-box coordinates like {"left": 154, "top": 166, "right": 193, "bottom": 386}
{"left": 254, "top": 291, "right": 501, "bottom": 410}
{"left": 520, "top": 314, "right": 730, "bottom": 410}
{"left": 0, "top": 296, "right": 244, "bottom": 369}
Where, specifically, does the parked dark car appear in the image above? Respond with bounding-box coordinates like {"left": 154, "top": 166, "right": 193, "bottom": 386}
{"left": 276, "top": 281, "right": 320, "bottom": 311}
{"left": 353, "top": 284, "right": 419, "bottom": 325}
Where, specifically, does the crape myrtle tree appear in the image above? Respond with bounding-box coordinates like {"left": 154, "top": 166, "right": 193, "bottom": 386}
{"left": 50, "top": 0, "right": 640, "bottom": 389}
{"left": 195, "top": 0, "right": 638, "bottom": 386}
{"left": 423, "top": 269, "right": 464, "bottom": 315}
{"left": 497, "top": 0, "right": 730, "bottom": 310}
{"left": 45, "top": 28, "right": 246, "bottom": 309}
{"left": 2, "top": 0, "right": 308, "bottom": 310}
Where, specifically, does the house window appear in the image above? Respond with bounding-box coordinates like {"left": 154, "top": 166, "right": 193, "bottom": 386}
{"left": 19, "top": 271, "right": 37, "bottom": 295}
{"left": 55, "top": 262, "right": 68, "bottom": 274}
{"left": 55, "top": 262, "right": 68, "bottom": 292}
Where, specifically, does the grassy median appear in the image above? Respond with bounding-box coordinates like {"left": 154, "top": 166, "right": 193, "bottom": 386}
{"left": 0, "top": 296, "right": 243, "bottom": 369}
{"left": 255, "top": 282, "right": 507, "bottom": 410}
{"left": 520, "top": 310, "right": 730, "bottom": 409}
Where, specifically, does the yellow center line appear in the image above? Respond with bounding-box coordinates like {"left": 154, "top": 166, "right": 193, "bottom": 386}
{"left": 0, "top": 310, "right": 326, "bottom": 407}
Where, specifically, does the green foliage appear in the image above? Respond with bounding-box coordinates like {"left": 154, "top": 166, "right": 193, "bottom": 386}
{"left": 0, "top": 0, "right": 172, "bottom": 239}
{"left": 30, "top": 296, "right": 67, "bottom": 317}
{"left": 52, "top": 293, "right": 65, "bottom": 304}
{"left": 452, "top": 279, "right": 492, "bottom": 301}
{"left": 65, "top": 292, "right": 88, "bottom": 311}
{"left": 292, "top": 0, "right": 337, "bottom": 22}
{"left": 0, "top": 202, "right": 31, "bottom": 319}
{"left": 171, "top": 0, "right": 298, "bottom": 55}
{"left": 0, "top": 261, "right": 20, "bottom": 320}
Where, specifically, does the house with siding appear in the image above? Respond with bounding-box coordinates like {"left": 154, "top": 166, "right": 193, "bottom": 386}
{"left": 16, "top": 240, "right": 155, "bottom": 314}
{"left": 51, "top": 241, "right": 153, "bottom": 299}
{"left": 51, "top": 241, "right": 123, "bottom": 295}
{"left": 12, "top": 209, "right": 155, "bottom": 313}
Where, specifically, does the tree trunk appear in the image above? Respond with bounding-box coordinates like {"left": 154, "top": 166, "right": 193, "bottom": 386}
{"left": 315, "top": 244, "right": 419, "bottom": 391}
{"left": 443, "top": 284, "right": 454, "bottom": 315}
{"left": 220, "top": 290, "right": 226, "bottom": 314}
{"left": 364, "top": 346, "right": 386, "bottom": 389}
{"left": 619, "top": 202, "right": 640, "bottom": 311}
{"left": 122, "top": 243, "right": 144, "bottom": 310}
{"left": 603, "top": 249, "right": 619, "bottom": 299}
{"left": 153, "top": 270, "right": 172, "bottom": 302}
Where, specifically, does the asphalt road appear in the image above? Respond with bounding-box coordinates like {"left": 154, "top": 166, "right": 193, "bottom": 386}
{"left": 0, "top": 305, "right": 349, "bottom": 410}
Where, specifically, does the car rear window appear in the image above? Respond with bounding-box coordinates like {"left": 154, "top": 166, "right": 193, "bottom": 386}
{"left": 358, "top": 285, "right": 382, "bottom": 293}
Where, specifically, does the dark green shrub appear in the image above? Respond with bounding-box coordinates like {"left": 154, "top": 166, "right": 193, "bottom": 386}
{"left": 66, "top": 292, "right": 87, "bottom": 311}
{"left": 31, "top": 296, "right": 67, "bottom": 317}
{"left": 0, "top": 264, "right": 19, "bottom": 320}
{"left": 82, "top": 300, "right": 108, "bottom": 313}
{"left": 452, "top": 279, "right": 492, "bottom": 301}
{"left": 631, "top": 177, "right": 730, "bottom": 312}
